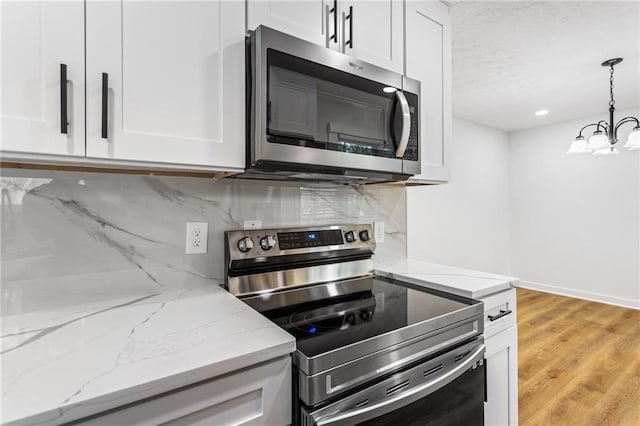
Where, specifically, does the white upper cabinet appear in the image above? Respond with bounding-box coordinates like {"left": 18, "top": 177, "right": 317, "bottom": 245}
{"left": 1, "top": 1, "right": 85, "bottom": 157}
{"left": 247, "top": 0, "right": 403, "bottom": 73}
{"left": 340, "top": 0, "right": 404, "bottom": 73}
{"left": 85, "top": 1, "right": 245, "bottom": 170}
{"left": 247, "top": 0, "right": 330, "bottom": 47}
{"left": 405, "top": 1, "right": 452, "bottom": 183}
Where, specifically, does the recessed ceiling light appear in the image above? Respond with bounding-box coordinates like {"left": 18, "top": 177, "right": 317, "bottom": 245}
{"left": 535, "top": 109, "right": 549, "bottom": 116}
{"left": 383, "top": 87, "right": 397, "bottom": 93}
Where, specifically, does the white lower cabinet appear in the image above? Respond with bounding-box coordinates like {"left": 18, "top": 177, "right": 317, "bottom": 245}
{"left": 77, "top": 356, "right": 291, "bottom": 426}
{"left": 485, "top": 325, "right": 519, "bottom": 426}
{"left": 481, "top": 288, "right": 519, "bottom": 426}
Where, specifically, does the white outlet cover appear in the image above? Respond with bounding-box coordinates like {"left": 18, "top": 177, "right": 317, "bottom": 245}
{"left": 243, "top": 219, "right": 262, "bottom": 230}
{"left": 374, "top": 221, "right": 385, "bottom": 243}
{"left": 186, "top": 222, "right": 208, "bottom": 254}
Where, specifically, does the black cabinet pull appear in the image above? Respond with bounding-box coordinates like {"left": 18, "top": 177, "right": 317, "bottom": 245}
{"left": 60, "top": 64, "right": 68, "bottom": 134}
{"left": 484, "top": 360, "right": 488, "bottom": 402}
{"left": 329, "top": 0, "right": 337, "bottom": 43}
{"left": 345, "top": 6, "right": 353, "bottom": 48}
{"left": 488, "top": 309, "right": 512, "bottom": 322}
{"left": 101, "top": 73, "right": 108, "bottom": 139}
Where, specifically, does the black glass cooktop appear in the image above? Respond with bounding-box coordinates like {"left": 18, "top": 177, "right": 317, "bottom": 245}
{"left": 265, "top": 276, "right": 475, "bottom": 358}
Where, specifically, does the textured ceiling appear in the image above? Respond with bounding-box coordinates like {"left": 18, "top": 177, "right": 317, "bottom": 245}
{"left": 451, "top": 1, "right": 640, "bottom": 132}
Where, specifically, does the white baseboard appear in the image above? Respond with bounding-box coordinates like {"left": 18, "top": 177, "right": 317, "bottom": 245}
{"left": 516, "top": 280, "right": 640, "bottom": 310}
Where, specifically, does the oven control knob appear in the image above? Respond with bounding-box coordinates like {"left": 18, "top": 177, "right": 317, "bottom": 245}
{"left": 345, "top": 313, "right": 356, "bottom": 325}
{"left": 237, "top": 237, "right": 254, "bottom": 253}
{"left": 360, "top": 310, "right": 372, "bottom": 321}
{"left": 260, "top": 235, "right": 277, "bottom": 251}
{"left": 359, "top": 230, "right": 370, "bottom": 242}
{"left": 344, "top": 231, "right": 356, "bottom": 243}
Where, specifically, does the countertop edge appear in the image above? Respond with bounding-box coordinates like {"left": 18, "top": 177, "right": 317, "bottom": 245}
{"left": 7, "top": 339, "right": 296, "bottom": 426}
{"left": 375, "top": 267, "right": 520, "bottom": 300}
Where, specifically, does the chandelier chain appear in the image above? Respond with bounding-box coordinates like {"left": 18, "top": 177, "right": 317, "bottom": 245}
{"left": 609, "top": 65, "right": 615, "bottom": 107}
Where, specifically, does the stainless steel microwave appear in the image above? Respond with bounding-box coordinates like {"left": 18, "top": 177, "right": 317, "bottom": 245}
{"left": 244, "top": 25, "right": 420, "bottom": 184}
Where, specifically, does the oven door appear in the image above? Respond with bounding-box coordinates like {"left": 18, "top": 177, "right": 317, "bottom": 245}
{"left": 249, "top": 25, "right": 420, "bottom": 178}
{"left": 301, "top": 339, "right": 485, "bottom": 426}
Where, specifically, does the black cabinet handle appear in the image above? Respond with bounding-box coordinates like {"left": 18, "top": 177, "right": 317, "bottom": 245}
{"left": 488, "top": 309, "right": 512, "bottom": 322}
{"left": 329, "top": 0, "right": 337, "bottom": 43}
{"left": 345, "top": 6, "right": 353, "bottom": 48}
{"left": 60, "top": 64, "right": 68, "bottom": 134}
{"left": 101, "top": 73, "right": 108, "bottom": 139}
{"left": 484, "top": 360, "right": 488, "bottom": 402}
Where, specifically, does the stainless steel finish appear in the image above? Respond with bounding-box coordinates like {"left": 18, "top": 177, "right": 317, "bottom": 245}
{"left": 298, "top": 316, "right": 481, "bottom": 405}
{"left": 247, "top": 25, "right": 421, "bottom": 182}
{"left": 237, "top": 236, "right": 254, "bottom": 253}
{"left": 239, "top": 277, "right": 374, "bottom": 312}
{"left": 295, "top": 299, "right": 483, "bottom": 375}
{"left": 301, "top": 339, "right": 485, "bottom": 426}
{"left": 401, "top": 76, "right": 421, "bottom": 176}
{"left": 226, "top": 224, "right": 375, "bottom": 261}
{"left": 394, "top": 91, "right": 411, "bottom": 158}
{"left": 259, "top": 235, "right": 277, "bottom": 251}
{"left": 225, "top": 223, "right": 485, "bottom": 422}
{"left": 227, "top": 259, "right": 373, "bottom": 299}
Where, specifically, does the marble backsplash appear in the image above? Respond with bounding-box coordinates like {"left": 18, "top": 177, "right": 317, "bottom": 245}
{"left": 0, "top": 169, "right": 406, "bottom": 316}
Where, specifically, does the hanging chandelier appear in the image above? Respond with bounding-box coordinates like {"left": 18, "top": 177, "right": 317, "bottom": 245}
{"left": 567, "top": 58, "right": 640, "bottom": 155}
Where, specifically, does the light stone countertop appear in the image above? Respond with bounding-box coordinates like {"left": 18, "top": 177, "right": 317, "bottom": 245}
{"left": 376, "top": 259, "right": 520, "bottom": 299}
{"left": 0, "top": 285, "right": 295, "bottom": 425}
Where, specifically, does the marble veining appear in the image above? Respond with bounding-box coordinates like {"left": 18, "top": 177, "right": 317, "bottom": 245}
{"left": 1, "top": 169, "right": 406, "bottom": 315}
{"left": 0, "top": 286, "right": 295, "bottom": 425}
{"left": 376, "top": 259, "right": 520, "bottom": 299}
{"left": 0, "top": 168, "right": 406, "bottom": 423}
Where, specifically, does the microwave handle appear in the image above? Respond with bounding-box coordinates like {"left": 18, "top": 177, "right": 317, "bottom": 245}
{"left": 394, "top": 91, "right": 411, "bottom": 158}
{"left": 308, "top": 344, "right": 485, "bottom": 426}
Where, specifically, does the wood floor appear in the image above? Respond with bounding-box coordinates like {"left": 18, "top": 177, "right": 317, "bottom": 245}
{"left": 517, "top": 288, "right": 640, "bottom": 426}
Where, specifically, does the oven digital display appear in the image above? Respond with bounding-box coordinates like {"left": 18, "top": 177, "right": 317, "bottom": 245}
{"left": 277, "top": 230, "right": 344, "bottom": 249}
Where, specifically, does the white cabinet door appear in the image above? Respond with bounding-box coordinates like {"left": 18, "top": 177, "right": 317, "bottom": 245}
{"left": 1, "top": 0, "right": 85, "bottom": 157}
{"left": 405, "top": 1, "right": 451, "bottom": 183}
{"left": 485, "top": 325, "right": 519, "bottom": 426}
{"left": 78, "top": 356, "right": 292, "bottom": 426}
{"left": 247, "top": 0, "right": 332, "bottom": 47}
{"left": 340, "top": 0, "right": 404, "bottom": 73}
{"left": 85, "top": 1, "right": 245, "bottom": 170}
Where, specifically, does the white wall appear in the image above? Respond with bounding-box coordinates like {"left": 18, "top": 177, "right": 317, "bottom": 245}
{"left": 407, "top": 118, "right": 511, "bottom": 274}
{"left": 509, "top": 108, "right": 640, "bottom": 308}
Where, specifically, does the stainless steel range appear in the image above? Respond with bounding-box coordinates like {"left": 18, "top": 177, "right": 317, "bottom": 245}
{"left": 225, "top": 224, "right": 485, "bottom": 425}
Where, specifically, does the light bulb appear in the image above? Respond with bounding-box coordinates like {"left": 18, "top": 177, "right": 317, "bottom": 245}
{"left": 588, "top": 131, "right": 610, "bottom": 150}
{"left": 567, "top": 136, "right": 590, "bottom": 154}
{"left": 592, "top": 146, "right": 620, "bottom": 155}
{"left": 623, "top": 127, "right": 640, "bottom": 150}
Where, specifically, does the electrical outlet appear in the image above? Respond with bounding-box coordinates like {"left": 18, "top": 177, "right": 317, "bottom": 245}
{"left": 374, "top": 221, "right": 385, "bottom": 243}
{"left": 186, "top": 222, "right": 208, "bottom": 254}
{"left": 243, "top": 219, "right": 262, "bottom": 230}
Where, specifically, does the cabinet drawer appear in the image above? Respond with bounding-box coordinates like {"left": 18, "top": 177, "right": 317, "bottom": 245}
{"left": 77, "top": 356, "right": 291, "bottom": 426}
{"left": 482, "top": 289, "right": 517, "bottom": 338}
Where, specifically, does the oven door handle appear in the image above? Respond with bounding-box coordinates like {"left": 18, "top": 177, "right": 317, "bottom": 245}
{"left": 308, "top": 344, "right": 485, "bottom": 426}
{"left": 394, "top": 90, "right": 411, "bottom": 158}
